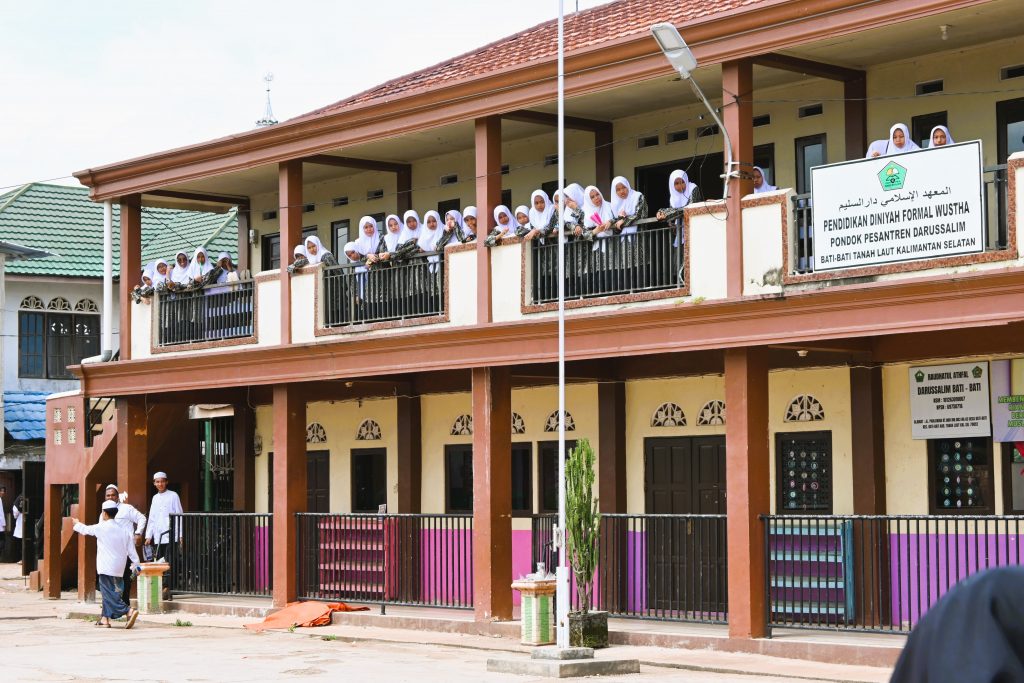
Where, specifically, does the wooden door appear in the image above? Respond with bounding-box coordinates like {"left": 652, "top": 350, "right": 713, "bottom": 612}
{"left": 306, "top": 450, "right": 330, "bottom": 513}
{"left": 351, "top": 448, "right": 387, "bottom": 513}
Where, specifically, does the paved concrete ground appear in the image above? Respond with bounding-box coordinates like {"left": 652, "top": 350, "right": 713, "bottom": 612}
{"left": 0, "top": 564, "right": 895, "bottom": 682}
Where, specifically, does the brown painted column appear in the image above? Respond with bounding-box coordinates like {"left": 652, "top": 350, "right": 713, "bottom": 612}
{"left": 598, "top": 381, "right": 626, "bottom": 514}
{"left": 396, "top": 395, "right": 422, "bottom": 513}
{"left": 272, "top": 384, "right": 306, "bottom": 607}
{"left": 77, "top": 475, "right": 100, "bottom": 601}
{"left": 237, "top": 203, "right": 251, "bottom": 274}
{"left": 595, "top": 124, "right": 614, "bottom": 192}
{"left": 116, "top": 396, "right": 149, "bottom": 514}
{"left": 844, "top": 76, "right": 868, "bottom": 161}
{"left": 396, "top": 166, "right": 412, "bottom": 216}
{"left": 722, "top": 60, "right": 753, "bottom": 300}
{"left": 724, "top": 347, "right": 770, "bottom": 639}
{"left": 118, "top": 194, "right": 142, "bottom": 360}
{"left": 474, "top": 116, "right": 501, "bottom": 323}
{"left": 471, "top": 366, "right": 512, "bottom": 621}
{"left": 279, "top": 161, "right": 303, "bottom": 345}
{"left": 233, "top": 404, "right": 256, "bottom": 512}
{"left": 42, "top": 483, "right": 62, "bottom": 598}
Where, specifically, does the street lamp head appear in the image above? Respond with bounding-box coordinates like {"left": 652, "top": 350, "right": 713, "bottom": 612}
{"left": 650, "top": 22, "right": 698, "bottom": 78}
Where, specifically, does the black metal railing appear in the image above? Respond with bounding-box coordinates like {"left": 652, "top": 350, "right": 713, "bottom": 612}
{"left": 166, "top": 513, "right": 272, "bottom": 598}
{"left": 531, "top": 513, "right": 727, "bottom": 623}
{"left": 762, "top": 514, "right": 1024, "bottom": 635}
{"left": 322, "top": 255, "right": 445, "bottom": 328}
{"left": 297, "top": 513, "right": 473, "bottom": 609}
{"left": 85, "top": 396, "right": 115, "bottom": 448}
{"left": 530, "top": 221, "right": 684, "bottom": 304}
{"left": 156, "top": 280, "right": 254, "bottom": 346}
{"left": 791, "top": 164, "right": 1009, "bottom": 275}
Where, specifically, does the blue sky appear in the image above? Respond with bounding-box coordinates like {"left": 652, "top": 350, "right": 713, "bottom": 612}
{"left": 0, "top": 0, "right": 608, "bottom": 190}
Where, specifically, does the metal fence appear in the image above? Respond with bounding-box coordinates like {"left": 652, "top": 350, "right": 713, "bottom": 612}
{"left": 531, "top": 513, "right": 728, "bottom": 623}
{"left": 762, "top": 514, "right": 1024, "bottom": 634}
{"left": 530, "top": 221, "right": 684, "bottom": 304}
{"left": 297, "top": 513, "right": 473, "bottom": 609}
{"left": 166, "top": 513, "right": 272, "bottom": 598}
{"left": 157, "top": 281, "right": 254, "bottom": 346}
{"left": 791, "top": 164, "right": 1009, "bottom": 275}
{"left": 322, "top": 256, "right": 444, "bottom": 328}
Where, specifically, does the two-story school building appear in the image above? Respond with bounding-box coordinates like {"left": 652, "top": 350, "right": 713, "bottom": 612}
{"left": 40, "top": 0, "right": 1024, "bottom": 658}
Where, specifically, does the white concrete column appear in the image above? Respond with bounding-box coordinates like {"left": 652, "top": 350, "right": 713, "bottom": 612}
{"left": 102, "top": 200, "right": 113, "bottom": 355}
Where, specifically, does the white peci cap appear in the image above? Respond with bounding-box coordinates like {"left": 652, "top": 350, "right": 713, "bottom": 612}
{"left": 152, "top": 471, "right": 168, "bottom": 481}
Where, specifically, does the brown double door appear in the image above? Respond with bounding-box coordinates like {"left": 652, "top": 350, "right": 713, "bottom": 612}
{"left": 644, "top": 436, "right": 726, "bottom": 614}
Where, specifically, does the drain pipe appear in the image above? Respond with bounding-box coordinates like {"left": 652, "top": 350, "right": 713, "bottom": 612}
{"left": 101, "top": 200, "right": 114, "bottom": 361}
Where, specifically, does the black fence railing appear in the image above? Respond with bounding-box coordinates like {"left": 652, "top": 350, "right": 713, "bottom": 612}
{"left": 322, "top": 256, "right": 444, "bottom": 328}
{"left": 297, "top": 513, "right": 473, "bottom": 609}
{"left": 530, "top": 221, "right": 684, "bottom": 304}
{"left": 762, "top": 514, "right": 1024, "bottom": 635}
{"left": 791, "top": 164, "right": 1009, "bottom": 275}
{"left": 531, "top": 513, "right": 727, "bottom": 623}
{"left": 156, "top": 281, "right": 254, "bottom": 346}
{"left": 85, "top": 396, "right": 115, "bottom": 448}
{"left": 166, "top": 513, "right": 272, "bottom": 598}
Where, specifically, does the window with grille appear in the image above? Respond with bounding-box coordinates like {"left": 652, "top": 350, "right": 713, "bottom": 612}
{"left": 18, "top": 309, "right": 98, "bottom": 379}
{"left": 776, "top": 431, "right": 833, "bottom": 513}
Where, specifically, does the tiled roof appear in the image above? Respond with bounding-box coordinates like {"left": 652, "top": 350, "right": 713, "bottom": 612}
{"left": 297, "top": 0, "right": 761, "bottom": 119}
{"left": 0, "top": 183, "right": 238, "bottom": 278}
{"left": 4, "top": 391, "right": 49, "bottom": 441}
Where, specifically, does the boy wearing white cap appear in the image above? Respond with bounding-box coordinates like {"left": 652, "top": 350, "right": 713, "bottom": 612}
{"left": 72, "top": 500, "right": 140, "bottom": 628}
{"left": 144, "top": 472, "right": 182, "bottom": 562}
{"left": 100, "top": 485, "right": 147, "bottom": 604}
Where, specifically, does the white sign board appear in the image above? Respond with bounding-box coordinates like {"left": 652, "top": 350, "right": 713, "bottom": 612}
{"left": 910, "top": 361, "right": 991, "bottom": 439}
{"left": 811, "top": 141, "right": 984, "bottom": 272}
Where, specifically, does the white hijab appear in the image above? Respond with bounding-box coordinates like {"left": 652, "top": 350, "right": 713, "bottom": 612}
{"left": 560, "top": 183, "right": 585, "bottom": 223}
{"left": 445, "top": 209, "right": 464, "bottom": 235}
{"left": 398, "top": 210, "right": 421, "bottom": 245}
{"left": 187, "top": 247, "right": 214, "bottom": 279}
{"left": 492, "top": 205, "right": 515, "bottom": 236}
{"left": 610, "top": 176, "right": 642, "bottom": 216}
{"left": 529, "top": 189, "right": 554, "bottom": 229}
{"left": 216, "top": 252, "right": 233, "bottom": 283}
{"left": 752, "top": 166, "right": 777, "bottom": 193}
{"left": 151, "top": 259, "right": 169, "bottom": 286}
{"left": 383, "top": 214, "right": 402, "bottom": 251}
{"left": 929, "top": 125, "right": 955, "bottom": 147}
{"left": 514, "top": 205, "right": 531, "bottom": 230}
{"left": 461, "top": 206, "right": 477, "bottom": 237}
{"left": 304, "top": 235, "right": 330, "bottom": 265}
{"left": 292, "top": 244, "right": 307, "bottom": 263}
{"left": 353, "top": 216, "right": 380, "bottom": 256}
{"left": 669, "top": 169, "right": 696, "bottom": 208}
{"left": 583, "top": 186, "right": 614, "bottom": 230}
{"left": 170, "top": 250, "right": 191, "bottom": 284}
{"left": 141, "top": 263, "right": 154, "bottom": 286}
{"left": 868, "top": 123, "right": 920, "bottom": 157}
{"left": 417, "top": 210, "right": 444, "bottom": 253}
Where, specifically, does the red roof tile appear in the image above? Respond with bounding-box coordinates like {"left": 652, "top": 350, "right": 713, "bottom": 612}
{"left": 292, "top": 0, "right": 765, "bottom": 120}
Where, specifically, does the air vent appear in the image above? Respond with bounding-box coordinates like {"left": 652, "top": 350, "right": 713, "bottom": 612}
{"left": 696, "top": 124, "right": 720, "bottom": 138}
{"left": 1001, "top": 64, "right": 1024, "bottom": 80}
{"left": 544, "top": 154, "right": 559, "bottom": 167}
{"left": 753, "top": 114, "right": 771, "bottom": 127}
{"left": 367, "top": 189, "right": 384, "bottom": 200}
{"left": 440, "top": 173, "right": 459, "bottom": 186}
{"left": 916, "top": 80, "right": 944, "bottom": 95}
{"left": 798, "top": 103, "right": 823, "bottom": 118}
{"left": 332, "top": 196, "right": 349, "bottom": 207}
{"left": 667, "top": 130, "right": 689, "bottom": 144}
{"left": 302, "top": 203, "right": 315, "bottom": 213}
{"left": 501, "top": 164, "right": 510, "bottom": 175}
{"left": 261, "top": 210, "right": 277, "bottom": 221}
{"left": 637, "top": 135, "right": 659, "bottom": 149}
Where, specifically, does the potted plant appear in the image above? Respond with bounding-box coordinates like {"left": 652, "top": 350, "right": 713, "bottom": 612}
{"left": 565, "top": 438, "right": 607, "bottom": 648}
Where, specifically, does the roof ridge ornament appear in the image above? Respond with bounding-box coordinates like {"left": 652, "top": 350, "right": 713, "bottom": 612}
{"left": 256, "top": 73, "right": 278, "bottom": 128}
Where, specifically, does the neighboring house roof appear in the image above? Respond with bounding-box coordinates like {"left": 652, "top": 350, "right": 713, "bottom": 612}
{"left": 0, "top": 183, "right": 238, "bottom": 279}
{"left": 0, "top": 240, "right": 51, "bottom": 260}
{"left": 297, "top": 0, "right": 759, "bottom": 119}
{"left": 4, "top": 391, "right": 49, "bottom": 441}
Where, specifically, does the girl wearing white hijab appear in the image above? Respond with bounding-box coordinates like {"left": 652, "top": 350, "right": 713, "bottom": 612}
{"left": 525, "top": 189, "right": 555, "bottom": 241}
{"left": 367, "top": 214, "right": 403, "bottom": 269}
{"left": 352, "top": 216, "right": 381, "bottom": 259}
{"left": 513, "top": 205, "right": 532, "bottom": 237}
{"left": 559, "top": 184, "right": 587, "bottom": 238}
{"left": 436, "top": 209, "right": 462, "bottom": 251}
{"left": 656, "top": 169, "right": 698, "bottom": 226}
{"left": 610, "top": 176, "right": 647, "bottom": 236}
{"left": 131, "top": 263, "right": 155, "bottom": 303}
{"left": 187, "top": 247, "right": 214, "bottom": 286}
{"left": 752, "top": 166, "right": 777, "bottom": 193}
{"left": 169, "top": 250, "right": 191, "bottom": 289}
{"left": 417, "top": 210, "right": 445, "bottom": 262}
{"left": 459, "top": 206, "right": 477, "bottom": 242}
{"left": 398, "top": 210, "right": 422, "bottom": 246}
{"left": 582, "top": 185, "right": 617, "bottom": 279}
{"left": 484, "top": 205, "right": 516, "bottom": 246}
{"left": 929, "top": 125, "right": 955, "bottom": 147}
{"left": 151, "top": 259, "right": 169, "bottom": 288}
{"left": 867, "top": 123, "right": 920, "bottom": 157}
{"left": 286, "top": 244, "right": 308, "bottom": 273}
{"left": 215, "top": 253, "right": 236, "bottom": 284}
{"left": 303, "top": 235, "right": 337, "bottom": 267}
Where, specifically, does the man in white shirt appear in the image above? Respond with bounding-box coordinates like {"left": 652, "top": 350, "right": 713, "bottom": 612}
{"left": 99, "top": 485, "right": 147, "bottom": 604}
{"left": 144, "top": 472, "right": 183, "bottom": 563}
{"left": 72, "top": 500, "right": 140, "bottom": 628}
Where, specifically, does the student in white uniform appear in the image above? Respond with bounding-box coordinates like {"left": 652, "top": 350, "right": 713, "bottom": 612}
{"left": 99, "top": 485, "right": 147, "bottom": 604}
{"left": 72, "top": 500, "right": 140, "bottom": 628}
{"left": 12, "top": 494, "right": 25, "bottom": 561}
{"left": 144, "top": 472, "right": 183, "bottom": 562}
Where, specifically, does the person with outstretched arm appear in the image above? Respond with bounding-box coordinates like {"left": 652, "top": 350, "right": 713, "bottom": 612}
{"left": 72, "top": 500, "right": 140, "bottom": 629}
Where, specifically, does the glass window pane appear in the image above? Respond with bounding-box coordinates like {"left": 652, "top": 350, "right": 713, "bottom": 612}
{"left": 18, "top": 312, "right": 44, "bottom": 378}
{"left": 446, "top": 446, "right": 473, "bottom": 512}
{"left": 511, "top": 446, "right": 531, "bottom": 513}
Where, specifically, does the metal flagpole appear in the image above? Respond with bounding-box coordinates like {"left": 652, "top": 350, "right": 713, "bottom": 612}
{"left": 555, "top": 0, "right": 570, "bottom": 650}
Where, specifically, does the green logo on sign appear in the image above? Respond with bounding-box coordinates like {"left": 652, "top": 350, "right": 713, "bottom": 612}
{"left": 915, "top": 370, "right": 925, "bottom": 383}
{"left": 972, "top": 366, "right": 983, "bottom": 379}
{"left": 878, "top": 161, "right": 907, "bottom": 191}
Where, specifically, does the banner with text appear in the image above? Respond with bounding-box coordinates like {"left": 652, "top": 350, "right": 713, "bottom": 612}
{"left": 991, "top": 358, "right": 1024, "bottom": 442}
{"left": 811, "top": 140, "right": 984, "bottom": 272}
{"left": 910, "top": 361, "right": 991, "bottom": 439}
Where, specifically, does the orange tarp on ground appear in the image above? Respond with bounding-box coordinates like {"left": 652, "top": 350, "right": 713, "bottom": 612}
{"left": 244, "top": 601, "right": 369, "bottom": 632}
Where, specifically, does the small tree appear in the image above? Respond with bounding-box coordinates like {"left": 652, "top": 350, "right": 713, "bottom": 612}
{"left": 565, "top": 438, "right": 600, "bottom": 614}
